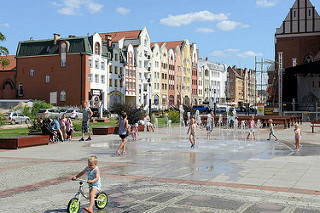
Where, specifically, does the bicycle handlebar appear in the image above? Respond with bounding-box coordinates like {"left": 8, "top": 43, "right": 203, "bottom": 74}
{"left": 73, "top": 178, "right": 87, "bottom": 182}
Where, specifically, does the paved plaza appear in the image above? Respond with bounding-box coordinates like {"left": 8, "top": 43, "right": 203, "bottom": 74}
{"left": 1, "top": 122, "right": 320, "bottom": 212}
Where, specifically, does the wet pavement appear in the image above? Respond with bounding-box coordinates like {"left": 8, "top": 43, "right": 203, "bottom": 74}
{"left": 1, "top": 122, "right": 320, "bottom": 212}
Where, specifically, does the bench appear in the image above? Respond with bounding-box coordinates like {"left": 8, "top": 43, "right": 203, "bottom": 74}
{"left": 311, "top": 120, "right": 320, "bottom": 133}
{"left": 0, "top": 135, "right": 50, "bottom": 149}
{"left": 90, "top": 118, "right": 110, "bottom": 123}
{"left": 92, "top": 125, "right": 145, "bottom": 135}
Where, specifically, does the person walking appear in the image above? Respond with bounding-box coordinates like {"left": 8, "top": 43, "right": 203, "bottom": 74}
{"left": 60, "top": 113, "right": 67, "bottom": 141}
{"left": 116, "top": 111, "right": 130, "bottom": 155}
{"left": 246, "top": 116, "right": 256, "bottom": 140}
{"left": 79, "top": 101, "right": 93, "bottom": 141}
{"left": 267, "top": 119, "right": 278, "bottom": 141}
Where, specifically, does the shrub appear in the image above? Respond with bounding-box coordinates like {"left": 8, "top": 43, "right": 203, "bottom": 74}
{"left": 27, "top": 100, "right": 53, "bottom": 133}
{"left": 168, "top": 110, "right": 180, "bottom": 123}
{"left": 0, "top": 113, "right": 6, "bottom": 129}
{"left": 112, "top": 104, "right": 144, "bottom": 125}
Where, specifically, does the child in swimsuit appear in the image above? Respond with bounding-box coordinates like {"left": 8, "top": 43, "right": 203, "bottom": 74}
{"left": 294, "top": 123, "right": 302, "bottom": 152}
{"left": 187, "top": 117, "right": 204, "bottom": 148}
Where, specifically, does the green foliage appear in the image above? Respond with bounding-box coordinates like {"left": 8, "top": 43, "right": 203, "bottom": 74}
{"left": 168, "top": 110, "right": 180, "bottom": 123}
{"left": 112, "top": 103, "right": 144, "bottom": 124}
{"left": 28, "top": 117, "right": 42, "bottom": 133}
{"left": 0, "top": 113, "right": 6, "bottom": 129}
{"left": 30, "top": 100, "right": 53, "bottom": 118}
{"left": 0, "top": 32, "right": 10, "bottom": 68}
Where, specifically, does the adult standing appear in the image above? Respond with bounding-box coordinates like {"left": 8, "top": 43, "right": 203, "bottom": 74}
{"left": 116, "top": 111, "right": 129, "bottom": 155}
{"left": 60, "top": 113, "right": 68, "bottom": 141}
{"left": 79, "top": 101, "right": 93, "bottom": 141}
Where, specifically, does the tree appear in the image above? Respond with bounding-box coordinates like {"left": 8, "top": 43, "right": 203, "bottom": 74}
{"left": 0, "top": 32, "right": 10, "bottom": 68}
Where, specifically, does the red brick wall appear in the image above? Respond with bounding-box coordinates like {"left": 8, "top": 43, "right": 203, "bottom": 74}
{"left": 16, "top": 54, "right": 91, "bottom": 107}
{"left": 0, "top": 71, "right": 16, "bottom": 99}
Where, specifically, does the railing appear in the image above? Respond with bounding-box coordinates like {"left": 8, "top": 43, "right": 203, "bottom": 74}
{"left": 284, "top": 111, "right": 320, "bottom": 122}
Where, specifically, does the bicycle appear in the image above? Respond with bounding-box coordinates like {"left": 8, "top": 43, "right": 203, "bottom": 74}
{"left": 67, "top": 179, "right": 108, "bottom": 213}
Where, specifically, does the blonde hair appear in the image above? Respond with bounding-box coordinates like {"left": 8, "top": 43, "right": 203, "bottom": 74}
{"left": 268, "top": 119, "right": 273, "bottom": 122}
{"left": 250, "top": 116, "right": 254, "bottom": 119}
{"left": 295, "top": 123, "right": 299, "bottom": 128}
{"left": 88, "top": 156, "right": 98, "bottom": 165}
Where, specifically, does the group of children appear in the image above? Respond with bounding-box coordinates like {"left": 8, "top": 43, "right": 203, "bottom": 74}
{"left": 187, "top": 114, "right": 302, "bottom": 152}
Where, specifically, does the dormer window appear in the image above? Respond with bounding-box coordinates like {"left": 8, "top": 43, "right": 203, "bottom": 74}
{"left": 61, "top": 43, "right": 67, "bottom": 67}
{"left": 94, "top": 42, "right": 100, "bottom": 55}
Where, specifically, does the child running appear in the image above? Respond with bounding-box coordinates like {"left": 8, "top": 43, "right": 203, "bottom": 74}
{"left": 246, "top": 116, "right": 256, "bottom": 140}
{"left": 187, "top": 117, "right": 204, "bottom": 148}
{"left": 116, "top": 111, "right": 129, "bottom": 155}
{"left": 72, "top": 156, "right": 101, "bottom": 213}
{"left": 267, "top": 119, "right": 278, "bottom": 141}
{"left": 294, "top": 123, "right": 302, "bottom": 152}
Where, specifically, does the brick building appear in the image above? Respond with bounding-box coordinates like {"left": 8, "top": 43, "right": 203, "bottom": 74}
{"left": 0, "top": 55, "right": 16, "bottom": 99}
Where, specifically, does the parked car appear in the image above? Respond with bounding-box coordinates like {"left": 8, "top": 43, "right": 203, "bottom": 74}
{"left": 66, "top": 109, "right": 83, "bottom": 119}
{"left": 90, "top": 107, "right": 111, "bottom": 118}
{"left": 4, "top": 112, "right": 30, "bottom": 124}
{"left": 216, "top": 107, "right": 227, "bottom": 113}
{"left": 36, "top": 109, "right": 60, "bottom": 118}
{"left": 59, "top": 109, "right": 68, "bottom": 117}
{"left": 192, "top": 105, "right": 210, "bottom": 113}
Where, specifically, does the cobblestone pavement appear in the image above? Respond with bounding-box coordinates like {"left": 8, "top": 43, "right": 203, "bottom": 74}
{"left": 1, "top": 122, "right": 320, "bottom": 212}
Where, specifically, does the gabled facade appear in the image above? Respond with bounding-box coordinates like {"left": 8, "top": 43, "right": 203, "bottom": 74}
{"left": 160, "top": 44, "right": 168, "bottom": 109}
{"left": 270, "top": 0, "right": 320, "bottom": 104}
{"left": 151, "top": 43, "right": 161, "bottom": 108}
{"left": 0, "top": 55, "right": 16, "bottom": 99}
{"left": 181, "top": 40, "right": 192, "bottom": 105}
{"left": 190, "top": 43, "right": 198, "bottom": 105}
{"left": 15, "top": 33, "right": 109, "bottom": 107}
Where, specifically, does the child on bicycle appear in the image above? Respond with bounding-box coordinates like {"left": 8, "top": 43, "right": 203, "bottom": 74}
{"left": 72, "top": 156, "right": 101, "bottom": 213}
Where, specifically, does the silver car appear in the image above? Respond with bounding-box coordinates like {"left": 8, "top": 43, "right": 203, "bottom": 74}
{"left": 5, "top": 112, "right": 30, "bottom": 124}
{"left": 36, "top": 109, "right": 60, "bottom": 118}
{"left": 66, "top": 109, "right": 83, "bottom": 119}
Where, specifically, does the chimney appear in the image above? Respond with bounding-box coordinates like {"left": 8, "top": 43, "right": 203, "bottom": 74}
{"left": 53, "top": 33, "right": 60, "bottom": 45}
{"left": 206, "top": 57, "right": 208, "bottom": 61}
{"left": 105, "top": 35, "right": 112, "bottom": 47}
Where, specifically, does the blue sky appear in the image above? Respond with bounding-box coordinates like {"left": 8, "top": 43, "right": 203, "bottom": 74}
{"left": 1, "top": 0, "right": 320, "bottom": 70}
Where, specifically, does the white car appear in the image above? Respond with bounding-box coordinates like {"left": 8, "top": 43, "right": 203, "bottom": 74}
{"left": 4, "top": 112, "right": 30, "bottom": 124}
{"left": 66, "top": 109, "right": 83, "bottom": 119}
{"left": 36, "top": 109, "right": 60, "bottom": 118}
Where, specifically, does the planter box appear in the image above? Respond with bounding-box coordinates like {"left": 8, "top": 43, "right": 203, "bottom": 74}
{"left": 0, "top": 135, "right": 50, "bottom": 149}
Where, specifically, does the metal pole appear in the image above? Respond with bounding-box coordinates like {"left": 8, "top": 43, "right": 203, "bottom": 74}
{"left": 149, "top": 82, "right": 152, "bottom": 120}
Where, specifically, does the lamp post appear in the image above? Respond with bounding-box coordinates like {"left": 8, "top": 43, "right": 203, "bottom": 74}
{"left": 213, "top": 88, "right": 216, "bottom": 116}
{"left": 147, "top": 77, "right": 152, "bottom": 120}
{"left": 118, "top": 73, "right": 124, "bottom": 104}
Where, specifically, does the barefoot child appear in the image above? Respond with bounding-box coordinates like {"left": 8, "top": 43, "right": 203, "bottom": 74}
{"left": 267, "top": 119, "right": 278, "bottom": 141}
{"left": 72, "top": 156, "right": 101, "bottom": 213}
{"left": 116, "top": 111, "right": 129, "bottom": 155}
{"left": 246, "top": 116, "right": 256, "bottom": 140}
{"left": 187, "top": 117, "right": 204, "bottom": 148}
{"left": 294, "top": 123, "right": 302, "bottom": 151}
{"left": 206, "top": 111, "right": 214, "bottom": 140}
{"left": 132, "top": 123, "right": 139, "bottom": 141}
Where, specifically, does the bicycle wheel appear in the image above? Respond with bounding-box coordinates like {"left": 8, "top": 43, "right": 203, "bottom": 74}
{"left": 95, "top": 191, "right": 108, "bottom": 209}
{"left": 67, "top": 198, "right": 80, "bottom": 213}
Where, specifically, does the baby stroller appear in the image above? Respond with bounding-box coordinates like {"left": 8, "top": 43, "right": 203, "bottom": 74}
{"left": 41, "top": 118, "right": 62, "bottom": 143}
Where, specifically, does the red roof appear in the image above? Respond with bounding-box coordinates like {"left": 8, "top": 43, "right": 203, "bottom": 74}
{"left": 0, "top": 55, "right": 16, "bottom": 71}
{"left": 151, "top": 41, "right": 184, "bottom": 51}
{"left": 99, "top": 30, "right": 142, "bottom": 42}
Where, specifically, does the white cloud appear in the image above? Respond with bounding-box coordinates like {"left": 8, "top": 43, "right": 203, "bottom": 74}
{"left": 210, "top": 49, "right": 262, "bottom": 58}
{"left": 210, "top": 50, "right": 228, "bottom": 57}
{"left": 116, "top": 7, "right": 130, "bottom": 15}
{"left": 195, "top": 27, "right": 215, "bottom": 33}
{"left": 237, "top": 51, "right": 263, "bottom": 58}
{"left": 0, "top": 23, "right": 9, "bottom": 27}
{"left": 216, "top": 20, "right": 249, "bottom": 31}
{"left": 53, "top": 0, "right": 103, "bottom": 15}
{"left": 256, "top": 0, "right": 277, "bottom": 8}
{"left": 160, "top": 10, "right": 228, "bottom": 27}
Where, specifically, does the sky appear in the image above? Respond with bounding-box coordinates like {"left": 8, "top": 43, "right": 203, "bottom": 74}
{"left": 1, "top": 0, "right": 320, "bottom": 71}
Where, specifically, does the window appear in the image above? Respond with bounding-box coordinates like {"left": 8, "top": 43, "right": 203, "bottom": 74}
{"left": 95, "top": 59, "right": 99, "bottom": 69}
{"left": 139, "top": 61, "right": 142, "bottom": 68}
{"left": 95, "top": 42, "right": 100, "bottom": 55}
{"left": 89, "top": 58, "right": 93, "bottom": 68}
{"left": 115, "top": 79, "right": 118, "bottom": 87}
{"left": 18, "top": 83, "right": 23, "bottom": 96}
{"left": 101, "top": 75, "right": 105, "bottom": 83}
{"left": 46, "top": 75, "right": 50, "bottom": 83}
{"left": 101, "top": 61, "right": 105, "bottom": 70}
{"left": 120, "top": 67, "right": 123, "bottom": 74}
{"left": 95, "top": 74, "right": 99, "bottom": 83}
{"left": 109, "top": 79, "right": 112, "bottom": 87}
{"left": 292, "top": 58, "right": 297, "bottom": 67}
{"left": 61, "top": 59, "right": 66, "bottom": 67}
{"left": 115, "top": 66, "right": 118, "bottom": 74}
{"left": 30, "top": 69, "right": 34, "bottom": 76}
{"left": 60, "top": 91, "right": 66, "bottom": 101}
{"left": 109, "top": 65, "right": 112, "bottom": 73}
{"left": 88, "top": 74, "right": 93, "bottom": 82}
{"left": 115, "top": 53, "right": 118, "bottom": 61}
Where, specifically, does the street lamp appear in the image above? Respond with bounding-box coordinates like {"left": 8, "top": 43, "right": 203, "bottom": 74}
{"left": 118, "top": 73, "right": 124, "bottom": 104}
{"left": 147, "top": 77, "right": 152, "bottom": 120}
{"left": 213, "top": 88, "right": 216, "bottom": 116}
